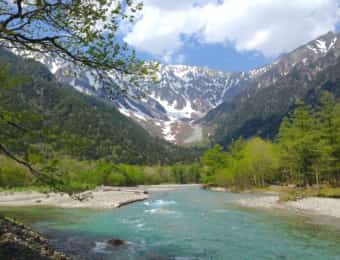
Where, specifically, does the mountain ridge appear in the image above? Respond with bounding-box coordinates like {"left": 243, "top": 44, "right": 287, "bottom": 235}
{"left": 12, "top": 31, "right": 340, "bottom": 146}
{"left": 203, "top": 31, "right": 340, "bottom": 146}
{"left": 0, "top": 48, "right": 197, "bottom": 164}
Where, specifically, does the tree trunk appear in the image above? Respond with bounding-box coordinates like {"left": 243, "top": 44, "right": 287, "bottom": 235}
{"left": 261, "top": 175, "right": 265, "bottom": 187}
{"left": 315, "top": 169, "right": 319, "bottom": 189}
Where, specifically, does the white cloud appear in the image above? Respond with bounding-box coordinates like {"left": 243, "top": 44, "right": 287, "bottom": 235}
{"left": 124, "top": 0, "right": 340, "bottom": 60}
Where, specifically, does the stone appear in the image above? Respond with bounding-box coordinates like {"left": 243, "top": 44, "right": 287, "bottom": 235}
{"left": 107, "top": 238, "right": 127, "bottom": 247}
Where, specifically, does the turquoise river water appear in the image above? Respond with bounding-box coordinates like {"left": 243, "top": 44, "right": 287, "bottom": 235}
{"left": 1, "top": 187, "right": 340, "bottom": 259}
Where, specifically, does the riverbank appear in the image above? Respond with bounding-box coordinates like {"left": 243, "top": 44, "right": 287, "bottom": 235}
{"left": 0, "top": 217, "right": 69, "bottom": 259}
{"left": 0, "top": 184, "right": 199, "bottom": 209}
{"left": 206, "top": 185, "right": 340, "bottom": 219}
{"left": 4, "top": 186, "right": 340, "bottom": 259}
{"left": 237, "top": 194, "right": 340, "bottom": 219}
{"left": 0, "top": 184, "right": 198, "bottom": 259}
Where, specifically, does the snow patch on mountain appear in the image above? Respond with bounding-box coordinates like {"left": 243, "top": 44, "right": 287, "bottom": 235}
{"left": 162, "top": 121, "right": 176, "bottom": 142}
{"left": 307, "top": 36, "right": 337, "bottom": 55}
{"left": 11, "top": 31, "right": 339, "bottom": 145}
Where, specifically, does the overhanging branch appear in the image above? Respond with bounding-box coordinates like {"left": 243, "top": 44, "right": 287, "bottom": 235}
{"left": 0, "top": 143, "right": 62, "bottom": 189}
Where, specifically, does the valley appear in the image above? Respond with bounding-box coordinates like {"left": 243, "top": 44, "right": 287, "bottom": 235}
{"left": 16, "top": 32, "right": 340, "bottom": 146}
{"left": 1, "top": 1, "right": 340, "bottom": 259}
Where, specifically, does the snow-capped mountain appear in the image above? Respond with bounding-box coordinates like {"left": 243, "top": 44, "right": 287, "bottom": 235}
{"left": 111, "top": 65, "right": 250, "bottom": 143}
{"left": 25, "top": 57, "right": 251, "bottom": 144}
{"left": 202, "top": 31, "right": 340, "bottom": 146}
{"left": 246, "top": 31, "right": 340, "bottom": 90}
{"left": 12, "top": 31, "right": 339, "bottom": 145}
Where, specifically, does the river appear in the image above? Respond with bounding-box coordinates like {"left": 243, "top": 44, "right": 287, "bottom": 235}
{"left": 1, "top": 187, "right": 340, "bottom": 259}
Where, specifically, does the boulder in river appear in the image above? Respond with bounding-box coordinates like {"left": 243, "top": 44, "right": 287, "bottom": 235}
{"left": 107, "top": 238, "right": 127, "bottom": 247}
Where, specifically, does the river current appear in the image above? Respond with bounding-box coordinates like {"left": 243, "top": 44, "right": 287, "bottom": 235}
{"left": 2, "top": 187, "right": 340, "bottom": 259}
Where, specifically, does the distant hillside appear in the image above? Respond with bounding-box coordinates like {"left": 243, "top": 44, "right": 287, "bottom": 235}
{"left": 0, "top": 49, "right": 197, "bottom": 164}
{"left": 202, "top": 31, "right": 340, "bottom": 146}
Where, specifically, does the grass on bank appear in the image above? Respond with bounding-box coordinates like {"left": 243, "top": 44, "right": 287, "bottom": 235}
{"left": 0, "top": 186, "right": 52, "bottom": 193}
{"left": 278, "top": 187, "right": 340, "bottom": 202}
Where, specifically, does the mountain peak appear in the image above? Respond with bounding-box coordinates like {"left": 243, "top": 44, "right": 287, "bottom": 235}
{"left": 11, "top": 31, "right": 339, "bottom": 145}
{"left": 306, "top": 31, "right": 338, "bottom": 55}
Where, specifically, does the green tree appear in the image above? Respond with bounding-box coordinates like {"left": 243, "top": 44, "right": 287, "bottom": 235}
{"left": 332, "top": 104, "right": 340, "bottom": 184}
{"left": 201, "top": 144, "right": 229, "bottom": 176}
{"left": 0, "top": 1, "right": 156, "bottom": 190}
{"left": 0, "top": 0, "right": 147, "bottom": 75}
{"left": 242, "top": 137, "right": 279, "bottom": 187}
{"left": 317, "top": 92, "right": 340, "bottom": 185}
{"left": 278, "top": 104, "right": 322, "bottom": 186}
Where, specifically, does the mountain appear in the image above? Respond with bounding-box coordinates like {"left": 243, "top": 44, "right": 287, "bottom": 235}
{"left": 53, "top": 64, "right": 251, "bottom": 145}
{"left": 12, "top": 31, "right": 340, "bottom": 148}
{"left": 14, "top": 49, "right": 252, "bottom": 145}
{"left": 112, "top": 65, "right": 250, "bottom": 144}
{"left": 202, "top": 31, "right": 340, "bottom": 146}
{"left": 0, "top": 48, "right": 197, "bottom": 164}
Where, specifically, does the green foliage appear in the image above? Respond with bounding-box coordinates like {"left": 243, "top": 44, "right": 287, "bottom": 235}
{"left": 171, "top": 164, "right": 201, "bottom": 184}
{"left": 278, "top": 96, "right": 340, "bottom": 186}
{"left": 0, "top": 0, "right": 147, "bottom": 76}
{"left": 0, "top": 154, "right": 203, "bottom": 192}
{"left": 209, "top": 54, "right": 340, "bottom": 149}
{"left": 201, "top": 92, "right": 340, "bottom": 190}
{"left": 277, "top": 104, "right": 320, "bottom": 185}
{"left": 0, "top": 48, "right": 198, "bottom": 166}
{"left": 2, "top": 91, "right": 339, "bottom": 194}
{"left": 0, "top": 156, "right": 33, "bottom": 188}
{"left": 201, "top": 144, "right": 229, "bottom": 182}
{"left": 201, "top": 137, "right": 279, "bottom": 189}
{"left": 317, "top": 187, "right": 340, "bottom": 198}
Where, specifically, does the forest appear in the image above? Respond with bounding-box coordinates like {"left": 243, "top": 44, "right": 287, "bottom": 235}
{"left": 201, "top": 92, "right": 340, "bottom": 196}
{"left": 2, "top": 91, "right": 340, "bottom": 196}
{"left": 0, "top": 154, "right": 201, "bottom": 192}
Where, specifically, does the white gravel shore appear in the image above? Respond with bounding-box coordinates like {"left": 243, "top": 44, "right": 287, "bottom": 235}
{"left": 0, "top": 189, "right": 147, "bottom": 209}
{"left": 0, "top": 184, "right": 198, "bottom": 209}
{"left": 237, "top": 195, "right": 340, "bottom": 219}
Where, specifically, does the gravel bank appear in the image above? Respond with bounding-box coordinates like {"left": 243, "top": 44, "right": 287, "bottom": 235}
{"left": 0, "top": 187, "right": 148, "bottom": 209}
{"left": 237, "top": 195, "right": 340, "bottom": 218}
{"left": 0, "top": 184, "right": 199, "bottom": 209}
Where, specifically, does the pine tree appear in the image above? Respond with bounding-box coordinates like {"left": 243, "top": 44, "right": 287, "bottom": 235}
{"left": 277, "top": 104, "right": 318, "bottom": 186}
{"left": 315, "top": 92, "right": 337, "bottom": 185}
{"left": 333, "top": 104, "right": 340, "bottom": 185}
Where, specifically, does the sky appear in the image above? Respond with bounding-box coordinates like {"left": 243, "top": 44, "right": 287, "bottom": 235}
{"left": 122, "top": 0, "right": 340, "bottom": 72}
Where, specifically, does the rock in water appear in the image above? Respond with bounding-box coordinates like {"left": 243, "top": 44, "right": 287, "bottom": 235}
{"left": 107, "top": 238, "right": 127, "bottom": 247}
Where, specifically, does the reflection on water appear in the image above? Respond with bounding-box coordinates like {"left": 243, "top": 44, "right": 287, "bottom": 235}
{"left": 1, "top": 188, "right": 340, "bottom": 260}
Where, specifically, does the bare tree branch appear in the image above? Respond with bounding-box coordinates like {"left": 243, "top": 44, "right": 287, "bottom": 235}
{"left": 0, "top": 143, "right": 60, "bottom": 187}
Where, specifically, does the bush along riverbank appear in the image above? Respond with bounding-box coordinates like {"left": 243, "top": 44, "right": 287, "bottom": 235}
{"left": 0, "top": 216, "right": 69, "bottom": 259}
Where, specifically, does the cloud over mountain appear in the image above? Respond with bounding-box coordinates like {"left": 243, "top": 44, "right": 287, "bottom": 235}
{"left": 124, "top": 0, "right": 340, "bottom": 61}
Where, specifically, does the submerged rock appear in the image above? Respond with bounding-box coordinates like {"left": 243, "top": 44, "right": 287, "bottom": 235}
{"left": 107, "top": 238, "right": 127, "bottom": 247}
{"left": 0, "top": 216, "right": 70, "bottom": 259}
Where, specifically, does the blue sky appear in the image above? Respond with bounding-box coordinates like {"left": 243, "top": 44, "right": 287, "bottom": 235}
{"left": 137, "top": 41, "right": 274, "bottom": 72}
{"left": 123, "top": 0, "right": 340, "bottom": 72}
